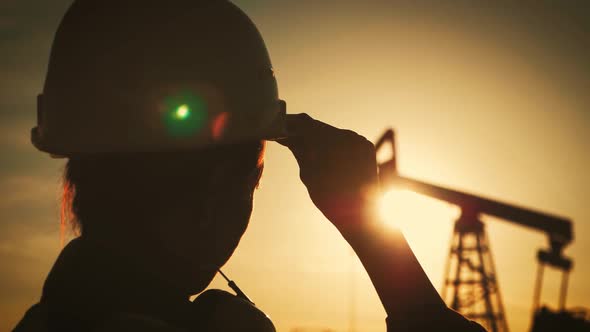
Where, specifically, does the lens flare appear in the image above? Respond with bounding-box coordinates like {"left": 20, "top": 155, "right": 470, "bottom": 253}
{"left": 175, "top": 104, "right": 190, "bottom": 120}
{"left": 163, "top": 92, "right": 207, "bottom": 137}
{"left": 212, "top": 112, "right": 229, "bottom": 140}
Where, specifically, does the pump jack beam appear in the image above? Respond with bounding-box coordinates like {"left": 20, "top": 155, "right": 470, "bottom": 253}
{"left": 376, "top": 129, "right": 573, "bottom": 254}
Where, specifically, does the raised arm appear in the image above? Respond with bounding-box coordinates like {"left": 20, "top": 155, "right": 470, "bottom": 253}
{"left": 277, "top": 114, "right": 486, "bottom": 331}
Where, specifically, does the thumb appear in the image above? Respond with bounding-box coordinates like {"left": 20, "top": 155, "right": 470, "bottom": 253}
{"left": 275, "top": 136, "right": 306, "bottom": 161}
{"left": 274, "top": 113, "right": 315, "bottom": 155}
{"left": 275, "top": 137, "right": 294, "bottom": 148}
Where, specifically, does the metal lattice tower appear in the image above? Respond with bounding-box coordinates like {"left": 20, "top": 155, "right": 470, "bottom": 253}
{"left": 442, "top": 211, "right": 509, "bottom": 332}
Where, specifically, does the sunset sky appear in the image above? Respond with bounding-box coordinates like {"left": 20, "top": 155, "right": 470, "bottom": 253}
{"left": 1, "top": 1, "right": 589, "bottom": 331}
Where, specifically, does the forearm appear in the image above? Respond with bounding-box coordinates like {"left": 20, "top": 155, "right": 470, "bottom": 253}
{"left": 338, "top": 216, "right": 447, "bottom": 319}
{"left": 277, "top": 114, "right": 484, "bottom": 330}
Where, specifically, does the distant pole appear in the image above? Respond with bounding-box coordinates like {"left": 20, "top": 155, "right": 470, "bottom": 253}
{"left": 559, "top": 271, "right": 570, "bottom": 311}
{"left": 349, "top": 248, "right": 356, "bottom": 332}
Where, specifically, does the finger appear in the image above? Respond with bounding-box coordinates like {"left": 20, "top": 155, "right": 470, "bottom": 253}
{"left": 278, "top": 114, "right": 322, "bottom": 161}
{"left": 284, "top": 113, "right": 314, "bottom": 137}
{"left": 275, "top": 137, "right": 294, "bottom": 148}
{"left": 285, "top": 113, "right": 343, "bottom": 138}
{"left": 275, "top": 137, "right": 308, "bottom": 164}
{"left": 275, "top": 136, "right": 305, "bottom": 150}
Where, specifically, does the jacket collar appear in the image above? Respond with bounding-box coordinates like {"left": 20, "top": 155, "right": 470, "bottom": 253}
{"left": 41, "top": 237, "right": 192, "bottom": 329}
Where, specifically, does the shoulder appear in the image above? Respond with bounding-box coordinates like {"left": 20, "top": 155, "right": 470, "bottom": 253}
{"left": 13, "top": 303, "right": 186, "bottom": 332}
{"left": 191, "top": 289, "right": 276, "bottom": 332}
{"left": 14, "top": 290, "right": 277, "bottom": 332}
{"left": 13, "top": 303, "right": 48, "bottom": 332}
{"left": 93, "top": 313, "right": 187, "bottom": 332}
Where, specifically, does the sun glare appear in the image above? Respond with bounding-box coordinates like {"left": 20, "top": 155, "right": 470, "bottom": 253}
{"left": 378, "top": 188, "right": 460, "bottom": 285}
{"left": 378, "top": 188, "right": 460, "bottom": 237}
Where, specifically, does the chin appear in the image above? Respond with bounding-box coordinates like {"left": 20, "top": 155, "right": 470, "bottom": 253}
{"left": 182, "top": 265, "right": 219, "bottom": 295}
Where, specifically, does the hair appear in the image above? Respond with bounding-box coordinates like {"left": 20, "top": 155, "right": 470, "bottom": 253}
{"left": 60, "top": 141, "right": 265, "bottom": 246}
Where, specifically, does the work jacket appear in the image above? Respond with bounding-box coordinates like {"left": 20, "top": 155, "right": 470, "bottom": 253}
{"left": 14, "top": 238, "right": 486, "bottom": 331}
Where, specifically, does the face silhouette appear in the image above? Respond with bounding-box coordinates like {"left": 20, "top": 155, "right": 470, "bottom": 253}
{"left": 67, "top": 142, "right": 264, "bottom": 295}
{"left": 149, "top": 144, "right": 263, "bottom": 294}
{"left": 157, "top": 156, "right": 260, "bottom": 293}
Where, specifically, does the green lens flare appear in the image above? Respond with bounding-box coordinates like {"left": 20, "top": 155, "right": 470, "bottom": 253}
{"left": 175, "top": 104, "right": 191, "bottom": 120}
{"left": 163, "top": 93, "right": 207, "bottom": 138}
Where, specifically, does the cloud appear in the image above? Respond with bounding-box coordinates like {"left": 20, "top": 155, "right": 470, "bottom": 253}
{"left": 0, "top": 16, "right": 18, "bottom": 29}
{"left": 0, "top": 121, "right": 34, "bottom": 149}
{"left": 0, "top": 175, "right": 61, "bottom": 309}
{"left": 0, "top": 227, "right": 59, "bottom": 330}
{"left": 0, "top": 224, "right": 59, "bottom": 264}
{"left": 0, "top": 176, "right": 60, "bottom": 311}
{"left": 0, "top": 0, "right": 71, "bottom": 120}
{"left": 0, "top": 175, "right": 60, "bottom": 209}
{"left": 0, "top": 172, "right": 63, "bottom": 252}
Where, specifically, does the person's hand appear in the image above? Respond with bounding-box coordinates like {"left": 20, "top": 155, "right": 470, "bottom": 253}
{"left": 277, "top": 114, "right": 379, "bottom": 230}
{"left": 278, "top": 115, "right": 457, "bottom": 324}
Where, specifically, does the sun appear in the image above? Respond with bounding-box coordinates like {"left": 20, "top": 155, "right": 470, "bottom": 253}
{"left": 378, "top": 188, "right": 460, "bottom": 284}
{"left": 378, "top": 188, "right": 459, "bottom": 231}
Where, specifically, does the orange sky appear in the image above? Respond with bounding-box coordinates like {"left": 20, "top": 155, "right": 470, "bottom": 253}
{"left": 1, "top": 1, "right": 589, "bottom": 331}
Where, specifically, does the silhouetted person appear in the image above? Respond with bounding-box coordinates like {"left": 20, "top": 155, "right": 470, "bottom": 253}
{"left": 15, "top": 1, "right": 486, "bottom": 331}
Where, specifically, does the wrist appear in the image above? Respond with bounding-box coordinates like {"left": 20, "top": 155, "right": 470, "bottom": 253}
{"left": 335, "top": 212, "right": 383, "bottom": 244}
{"left": 324, "top": 189, "right": 380, "bottom": 228}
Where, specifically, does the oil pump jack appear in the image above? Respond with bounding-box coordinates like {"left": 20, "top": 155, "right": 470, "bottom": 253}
{"left": 375, "top": 129, "right": 588, "bottom": 332}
